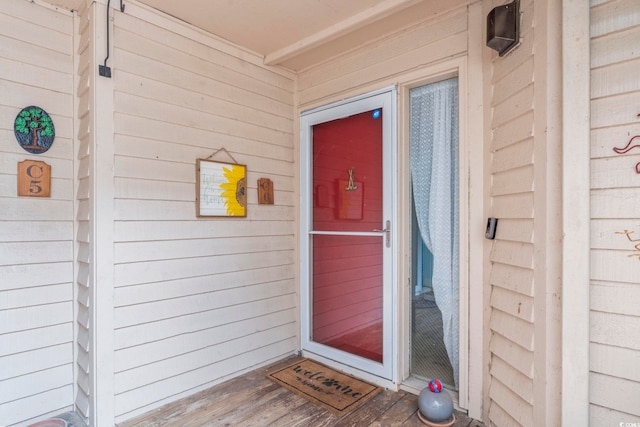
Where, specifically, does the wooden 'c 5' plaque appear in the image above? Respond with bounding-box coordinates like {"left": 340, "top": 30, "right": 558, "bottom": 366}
{"left": 18, "top": 160, "right": 51, "bottom": 197}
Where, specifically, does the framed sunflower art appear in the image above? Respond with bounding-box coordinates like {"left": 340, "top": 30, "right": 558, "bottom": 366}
{"left": 196, "top": 159, "right": 247, "bottom": 217}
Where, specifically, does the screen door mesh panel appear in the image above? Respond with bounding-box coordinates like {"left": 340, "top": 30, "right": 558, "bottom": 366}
{"left": 410, "top": 289, "right": 456, "bottom": 389}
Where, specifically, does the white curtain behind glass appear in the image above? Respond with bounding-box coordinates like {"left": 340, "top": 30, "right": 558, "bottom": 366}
{"left": 409, "top": 78, "right": 459, "bottom": 388}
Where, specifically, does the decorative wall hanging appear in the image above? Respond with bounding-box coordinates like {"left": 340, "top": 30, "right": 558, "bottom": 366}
{"left": 615, "top": 229, "right": 640, "bottom": 261}
{"left": 337, "top": 168, "right": 363, "bottom": 219}
{"left": 17, "top": 160, "right": 51, "bottom": 197}
{"left": 14, "top": 106, "right": 55, "bottom": 154}
{"left": 258, "top": 178, "right": 274, "bottom": 205}
{"left": 196, "top": 157, "right": 247, "bottom": 217}
{"left": 612, "top": 134, "right": 640, "bottom": 174}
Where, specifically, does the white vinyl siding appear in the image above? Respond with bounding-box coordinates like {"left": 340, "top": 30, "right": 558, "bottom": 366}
{"left": 486, "top": 0, "right": 535, "bottom": 422}
{"left": 486, "top": 0, "right": 563, "bottom": 425}
{"left": 0, "top": 1, "right": 75, "bottom": 425}
{"left": 589, "top": 0, "right": 640, "bottom": 423}
{"left": 109, "top": 4, "right": 297, "bottom": 422}
{"left": 297, "top": 0, "right": 468, "bottom": 107}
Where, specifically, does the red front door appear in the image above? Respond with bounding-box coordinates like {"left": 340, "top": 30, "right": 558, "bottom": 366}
{"left": 311, "top": 109, "right": 384, "bottom": 363}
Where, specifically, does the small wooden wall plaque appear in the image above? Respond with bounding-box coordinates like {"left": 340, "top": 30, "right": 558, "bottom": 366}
{"left": 18, "top": 160, "right": 51, "bottom": 197}
{"left": 258, "top": 178, "right": 274, "bottom": 205}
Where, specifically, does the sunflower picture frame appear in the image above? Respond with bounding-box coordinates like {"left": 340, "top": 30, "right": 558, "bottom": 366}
{"left": 196, "top": 159, "right": 247, "bottom": 217}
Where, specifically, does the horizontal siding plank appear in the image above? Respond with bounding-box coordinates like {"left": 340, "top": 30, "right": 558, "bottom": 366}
{"left": 0, "top": 174, "right": 73, "bottom": 199}
{"left": 592, "top": 156, "right": 640, "bottom": 189}
{"left": 0, "top": 33, "right": 70, "bottom": 74}
{"left": 490, "top": 309, "right": 534, "bottom": 351}
{"left": 114, "top": 265, "right": 293, "bottom": 306}
{"left": 490, "top": 138, "right": 534, "bottom": 174}
{"left": 490, "top": 166, "right": 534, "bottom": 196}
{"left": 0, "top": 364, "right": 72, "bottom": 404}
{"left": 490, "top": 336, "right": 517, "bottom": 387}
{"left": 590, "top": 0, "right": 640, "bottom": 38}
{"left": 590, "top": 372, "right": 640, "bottom": 417}
{"left": 591, "top": 57, "right": 640, "bottom": 99}
{"left": 591, "top": 188, "right": 640, "bottom": 219}
{"left": 299, "top": 10, "right": 467, "bottom": 91}
{"left": 492, "top": 113, "right": 534, "bottom": 152}
{"left": 0, "top": 12, "right": 70, "bottom": 56}
{"left": 0, "top": 343, "right": 72, "bottom": 380}
{"left": 490, "top": 355, "right": 533, "bottom": 404}
{"left": 590, "top": 342, "right": 640, "bottom": 382}
{"left": 0, "top": 324, "right": 72, "bottom": 357}
{"left": 493, "top": 219, "right": 534, "bottom": 243}
{"left": 491, "top": 287, "right": 534, "bottom": 322}
{"left": 0, "top": 198, "right": 73, "bottom": 221}
{"left": 115, "top": 294, "right": 295, "bottom": 349}
{"left": 0, "top": 385, "right": 73, "bottom": 427}
{"left": 114, "top": 251, "right": 294, "bottom": 288}
{"left": 591, "top": 219, "right": 640, "bottom": 250}
{"left": 591, "top": 91, "right": 640, "bottom": 129}
{"left": 299, "top": 31, "right": 467, "bottom": 106}
{"left": 0, "top": 262, "right": 73, "bottom": 291}
{"left": 114, "top": 235, "right": 293, "bottom": 264}
{"left": 0, "top": 221, "right": 72, "bottom": 242}
{"left": 491, "top": 193, "right": 534, "bottom": 219}
{"left": 492, "top": 85, "right": 534, "bottom": 129}
{"left": 0, "top": 302, "right": 73, "bottom": 334}
{"left": 114, "top": 156, "right": 293, "bottom": 190}
{"left": 114, "top": 220, "right": 293, "bottom": 242}
{"left": 488, "top": 400, "right": 520, "bottom": 427}
{"left": 590, "top": 403, "right": 640, "bottom": 425}
{"left": 0, "top": 56, "right": 71, "bottom": 94}
{"left": 114, "top": 338, "right": 296, "bottom": 418}
{"left": 116, "top": 71, "right": 292, "bottom": 131}
{"left": 0, "top": 242, "right": 73, "bottom": 266}
{"left": 113, "top": 34, "right": 291, "bottom": 107}
{"left": 1, "top": 0, "right": 72, "bottom": 34}
{"left": 115, "top": 112, "right": 292, "bottom": 152}
{"left": 114, "top": 134, "right": 293, "bottom": 166}
{"left": 0, "top": 79, "right": 73, "bottom": 118}
{"left": 113, "top": 48, "right": 291, "bottom": 122}
{"left": 591, "top": 123, "right": 640, "bottom": 159}
{"left": 591, "top": 26, "right": 640, "bottom": 68}
{"left": 0, "top": 283, "right": 72, "bottom": 310}
{"left": 0, "top": 144, "right": 75, "bottom": 176}
{"left": 490, "top": 241, "right": 534, "bottom": 269}
{"left": 591, "top": 248, "right": 640, "bottom": 283}
{"left": 115, "top": 309, "right": 294, "bottom": 372}
{"left": 114, "top": 280, "right": 294, "bottom": 328}
{"left": 115, "top": 323, "right": 295, "bottom": 393}
{"left": 591, "top": 281, "right": 640, "bottom": 316}
{"left": 491, "top": 57, "right": 534, "bottom": 106}
{"left": 489, "top": 264, "right": 534, "bottom": 297}
{"left": 114, "top": 199, "right": 294, "bottom": 221}
{"left": 489, "top": 377, "right": 533, "bottom": 426}
{"left": 114, "top": 90, "right": 292, "bottom": 148}
{"left": 590, "top": 310, "right": 640, "bottom": 350}
{"left": 114, "top": 11, "right": 293, "bottom": 90}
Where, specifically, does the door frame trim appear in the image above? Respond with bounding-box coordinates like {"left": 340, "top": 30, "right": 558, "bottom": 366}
{"left": 299, "top": 86, "right": 398, "bottom": 384}
{"left": 396, "top": 55, "right": 482, "bottom": 417}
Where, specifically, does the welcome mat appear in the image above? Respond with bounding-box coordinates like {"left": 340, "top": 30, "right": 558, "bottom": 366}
{"left": 267, "top": 358, "right": 382, "bottom": 415}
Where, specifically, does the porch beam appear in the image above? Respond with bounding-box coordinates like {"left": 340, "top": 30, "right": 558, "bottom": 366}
{"left": 264, "top": 0, "right": 422, "bottom": 66}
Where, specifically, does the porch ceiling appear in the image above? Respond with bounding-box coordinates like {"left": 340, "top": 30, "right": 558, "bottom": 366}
{"left": 44, "top": 0, "right": 465, "bottom": 71}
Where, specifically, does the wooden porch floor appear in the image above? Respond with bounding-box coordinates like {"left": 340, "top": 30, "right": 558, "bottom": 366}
{"left": 119, "top": 356, "right": 484, "bottom": 427}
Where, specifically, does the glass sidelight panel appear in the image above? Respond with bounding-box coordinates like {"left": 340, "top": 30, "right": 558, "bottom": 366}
{"left": 409, "top": 78, "right": 459, "bottom": 389}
